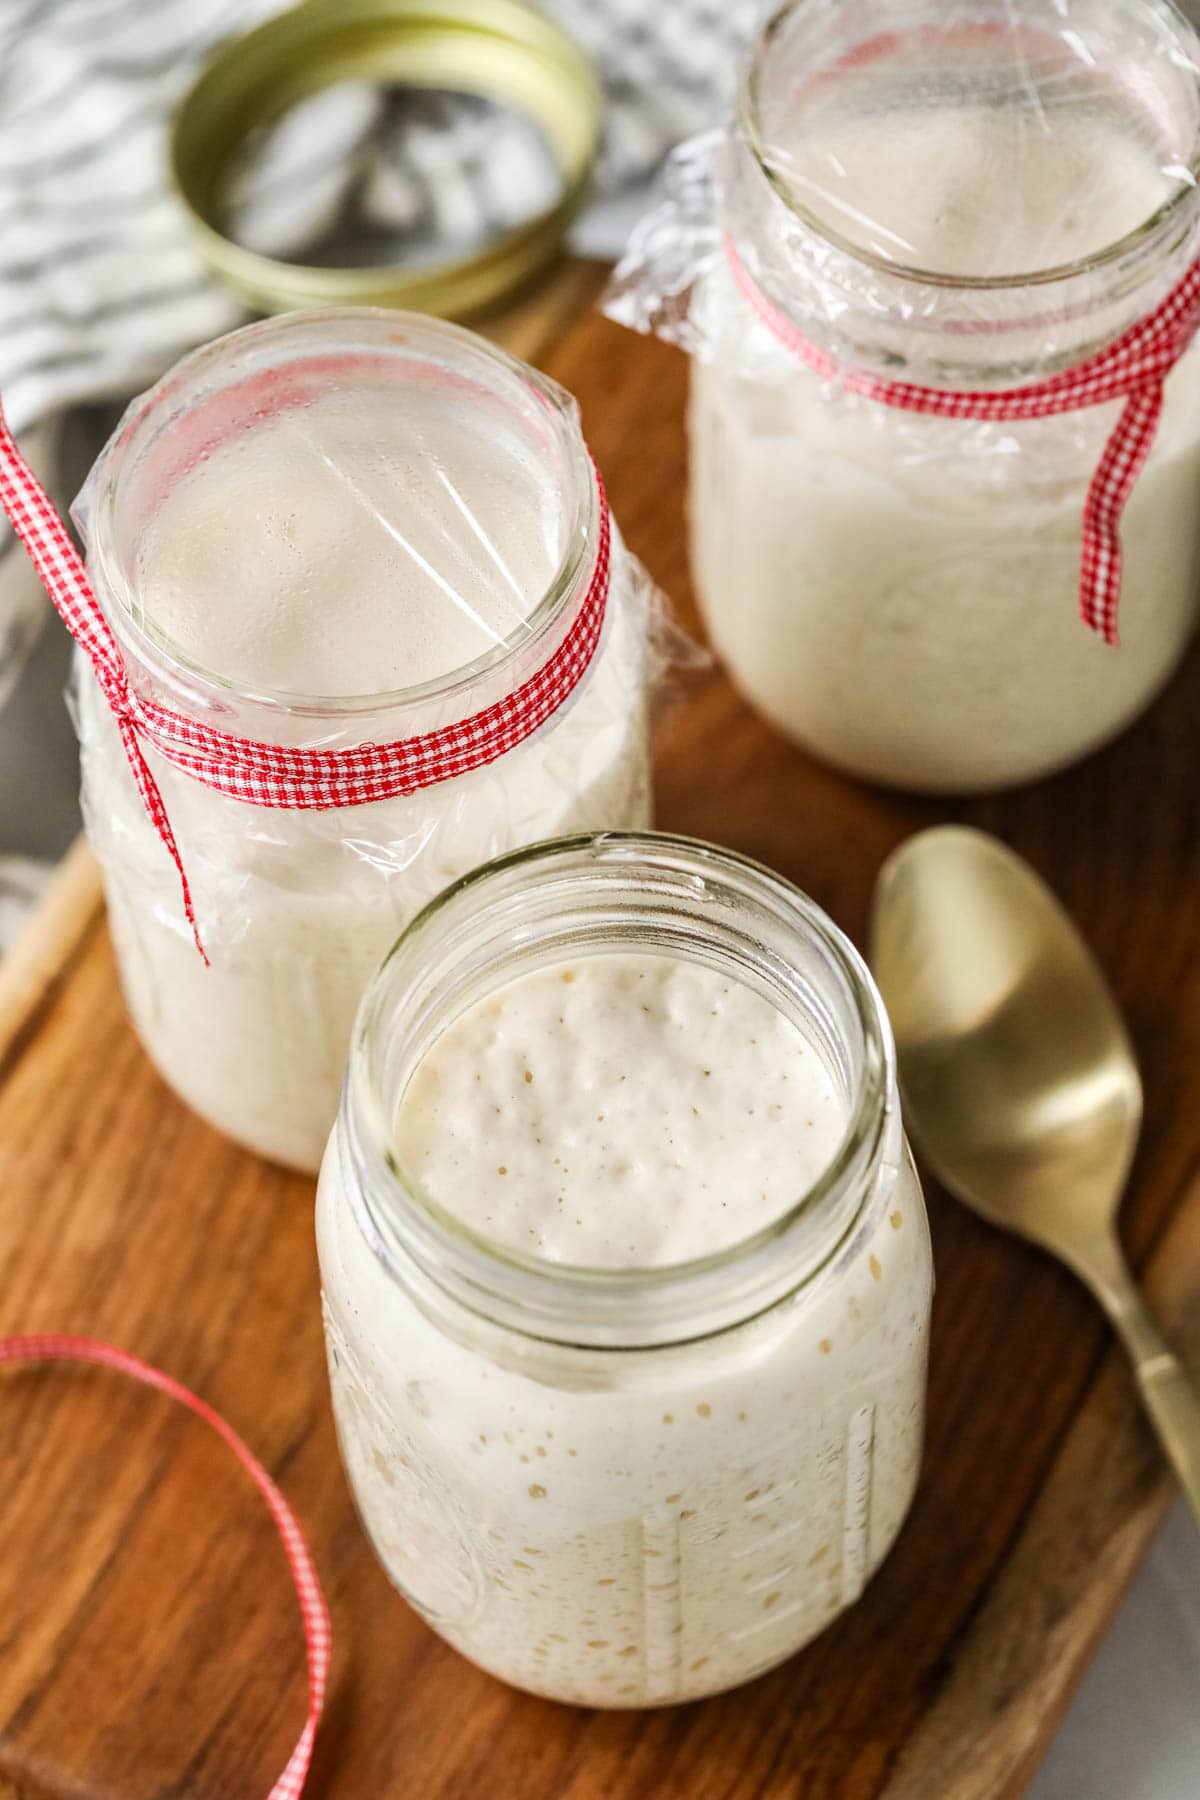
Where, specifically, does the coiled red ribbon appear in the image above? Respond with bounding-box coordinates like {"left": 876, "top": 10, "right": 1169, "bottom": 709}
{"left": 0, "top": 1335, "right": 329, "bottom": 1797}
{"left": 0, "top": 406, "right": 611, "bottom": 961}
{"left": 725, "top": 233, "right": 1200, "bottom": 647}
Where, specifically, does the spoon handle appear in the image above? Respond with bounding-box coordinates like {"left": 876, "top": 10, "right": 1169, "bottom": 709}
{"left": 1133, "top": 1351, "right": 1200, "bottom": 1526}
{"left": 1089, "top": 1250, "right": 1200, "bottom": 1526}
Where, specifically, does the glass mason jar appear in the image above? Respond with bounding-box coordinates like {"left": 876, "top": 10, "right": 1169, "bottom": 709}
{"left": 317, "top": 833, "right": 933, "bottom": 1707}
{"left": 632, "top": 0, "right": 1200, "bottom": 791}
{"left": 73, "top": 310, "right": 652, "bottom": 1172}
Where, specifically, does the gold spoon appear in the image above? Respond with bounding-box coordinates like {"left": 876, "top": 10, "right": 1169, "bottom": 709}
{"left": 870, "top": 824, "right": 1200, "bottom": 1523}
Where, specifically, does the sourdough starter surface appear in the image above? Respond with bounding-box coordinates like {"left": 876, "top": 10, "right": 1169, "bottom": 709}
{"left": 129, "top": 383, "right": 561, "bottom": 696}
{"left": 318, "top": 952, "right": 932, "bottom": 1704}
{"left": 394, "top": 955, "right": 847, "bottom": 1266}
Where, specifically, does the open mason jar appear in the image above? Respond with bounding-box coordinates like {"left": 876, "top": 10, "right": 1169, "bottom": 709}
{"left": 73, "top": 310, "right": 653, "bottom": 1171}
{"left": 317, "top": 832, "right": 933, "bottom": 1707}
{"left": 609, "top": 0, "right": 1200, "bottom": 792}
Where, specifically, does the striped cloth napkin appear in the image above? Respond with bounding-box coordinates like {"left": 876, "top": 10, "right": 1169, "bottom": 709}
{"left": 0, "top": 0, "right": 756, "bottom": 435}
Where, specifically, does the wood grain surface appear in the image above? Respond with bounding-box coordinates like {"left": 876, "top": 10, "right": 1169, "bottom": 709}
{"left": 2, "top": 263, "right": 1200, "bottom": 1800}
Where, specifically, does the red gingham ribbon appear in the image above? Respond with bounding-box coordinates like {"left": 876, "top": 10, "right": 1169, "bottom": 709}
{"left": 725, "top": 233, "right": 1200, "bottom": 646}
{"left": 0, "top": 406, "right": 611, "bottom": 960}
{"left": 0, "top": 1334, "right": 329, "bottom": 1798}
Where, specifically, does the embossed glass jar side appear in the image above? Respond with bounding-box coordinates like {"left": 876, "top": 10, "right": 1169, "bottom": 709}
{"left": 316, "top": 834, "right": 933, "bottom": 1706}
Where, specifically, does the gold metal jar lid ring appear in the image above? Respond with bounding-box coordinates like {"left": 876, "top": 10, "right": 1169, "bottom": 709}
{"left": 168, "top": 0, "right": 601, "bottom": 317}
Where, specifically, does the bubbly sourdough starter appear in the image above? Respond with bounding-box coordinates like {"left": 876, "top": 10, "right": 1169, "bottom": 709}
{"left": 692, "top": 103, "right": 1200, "bottom": 790}
{"left": 318, "top": 953, "right": 932, "bottom": 1705}
{"left": 79, "top": 364, "right": 649, "bottom": 1170}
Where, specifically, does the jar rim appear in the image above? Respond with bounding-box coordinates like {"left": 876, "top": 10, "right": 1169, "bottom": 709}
{"left": 740, "top": 0, "right": 1200, "bottom": 296}
{"left": 82, "top": 306, "right": 599, "bottom": 720}
{"left": 343, "top": 831, "right": 896, "bottom": 1349}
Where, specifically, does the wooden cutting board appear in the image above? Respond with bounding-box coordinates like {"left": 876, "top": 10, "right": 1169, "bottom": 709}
{"left": 3, "top": 262, "right": 1200, "bottom": 1800}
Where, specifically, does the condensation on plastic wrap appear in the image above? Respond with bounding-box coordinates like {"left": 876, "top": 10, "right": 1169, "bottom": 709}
{"left": 606, "top": 0, "right": 1200, "bottom": 794}
{"left": 68, "top": 310, "right": 685, "bottom": 1172}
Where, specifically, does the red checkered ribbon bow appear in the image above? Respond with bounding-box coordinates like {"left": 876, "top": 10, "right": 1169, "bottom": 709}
{"left": 0, "top": 1334, "right": 329, "bottom": 1798}
{"left": 725, "top": 233, "right": 1200, "bottom": 646}
{"left": 0, "top": 406, "right": 611, "bottom": 961}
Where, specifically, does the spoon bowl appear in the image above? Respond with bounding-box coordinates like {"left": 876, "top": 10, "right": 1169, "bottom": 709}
{"left": 871, "top": 825, "right": 1200, "bottom": 1523}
